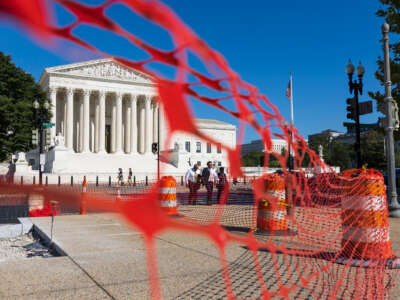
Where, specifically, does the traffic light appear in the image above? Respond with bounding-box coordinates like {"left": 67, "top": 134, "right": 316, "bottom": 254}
{"left": 32, "top": 129, "right": 38, "bottom": 146}
{"left": 45, "top": 129, "right": 52, "bottom": 146}
{"left": 152, "top": 142, "right": 158, "bottom": 154}
{"left": 346, "top": 97, "right": 356, "bottom": 120}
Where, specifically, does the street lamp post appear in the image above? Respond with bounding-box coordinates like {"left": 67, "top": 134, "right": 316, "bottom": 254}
{"left": 382, "top": 23, "right": 400, "bottom": 217}
{"left": 33, "top": 100, "right": 49, "bottom": 185}
{"left": 346, "top": 60, "right": 365, "bottom": 169}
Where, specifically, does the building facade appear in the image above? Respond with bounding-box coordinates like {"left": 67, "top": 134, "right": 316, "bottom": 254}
{"left": 16, "top": 58, "right": 236, "bottom": 180}
{"left": 241, "top": 139, "right": 288, "bottom": 155}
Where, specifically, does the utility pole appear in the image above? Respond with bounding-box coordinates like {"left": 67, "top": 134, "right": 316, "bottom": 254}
{"left": 382, "top": 23, "right": 400, "bottom": 217}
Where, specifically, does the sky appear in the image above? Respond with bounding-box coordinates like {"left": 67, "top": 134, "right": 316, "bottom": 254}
{"left": 0, "top": 0, "right": 389, "bottom": 143}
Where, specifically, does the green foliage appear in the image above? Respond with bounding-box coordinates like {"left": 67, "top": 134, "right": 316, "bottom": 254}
{"left": 241, "top": 150, "right": 281, "bottom": 167}
{"left": 0, "top": 52, "right": 49, "bottom": 162}
{"left": 370, "top": 1, "right": 400, "bottom": 139}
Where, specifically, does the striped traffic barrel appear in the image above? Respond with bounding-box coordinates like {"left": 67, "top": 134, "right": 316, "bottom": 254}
{"left": 337, "top": 169, "right": 400, "bottom": 268}
{"left": 159, "top": 176, "right": 178, "bottom": 216}
{"left": 256, "top": 173, "right": 288, "bottom": 231}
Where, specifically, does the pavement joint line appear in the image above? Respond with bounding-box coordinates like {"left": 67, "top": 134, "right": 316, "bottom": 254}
{"left": 106, "top": 232, "right": 142, "bottom": 236}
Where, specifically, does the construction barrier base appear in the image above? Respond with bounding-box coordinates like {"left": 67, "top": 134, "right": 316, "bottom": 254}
{"left": 335, "top": 255, "right": 400, "bottom": 269}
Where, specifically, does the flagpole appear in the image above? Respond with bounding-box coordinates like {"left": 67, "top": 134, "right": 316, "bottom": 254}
{"left": 288, "top": 72, "right": 294, "bottom": 170}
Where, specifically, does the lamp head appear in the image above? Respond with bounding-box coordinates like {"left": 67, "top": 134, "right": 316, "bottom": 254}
{"left": 356, "top": 61, "right": 365, "bottom": 77}
{"left": 346, "top": 59, "right": 355, "bottom": 75}
{"left": 33, "top": 100, "right": 39, "bottom": 109}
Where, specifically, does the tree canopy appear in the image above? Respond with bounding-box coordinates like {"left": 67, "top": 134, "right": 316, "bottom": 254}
{"left": 0, "top": 52, "right": 49, "bottom": 162}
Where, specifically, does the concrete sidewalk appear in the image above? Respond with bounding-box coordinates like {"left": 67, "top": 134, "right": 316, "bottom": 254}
{"left": 1, "top": 213, "right": 399, "bottom": 299}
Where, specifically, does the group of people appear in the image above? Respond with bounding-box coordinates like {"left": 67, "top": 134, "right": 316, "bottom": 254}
{"left": 117, "top": 168, "right": 133, "bottom": 186}
{"left": 185, "top": 161, "right": 227, "bottom": 205}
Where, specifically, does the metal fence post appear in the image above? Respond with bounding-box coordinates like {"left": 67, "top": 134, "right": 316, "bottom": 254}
{"left": 96, "top": 176, "right": 99, "bottom": 186}
{"left": 45, "top": 176, "right": 48, "bottom": 186}
{"left": 58, "top": 176, "right": 61, "bottom": 186}
{"left": 33, "top": 176, "right": 36, "bottom": 185}
{"left": 109, "top": 176, "right": 111, "bottom": 187}
{"left": 71, "top": 176, "right": 73, "bottom": 186}
{"left": 146, "top": 176, "right": 148, "bottom": 186}
{"left": 134, "top": 176, "right": 136, "bottom": 186}
{"left": 20, "top": 176, "right": 23, "bottom": 185}
{"left": 181, "top": 176, "right": 184, "bottom": 186}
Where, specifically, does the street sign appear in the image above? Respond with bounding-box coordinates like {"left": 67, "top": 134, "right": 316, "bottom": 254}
{"left": 358, "top": 101, "right": 373, "bottom": 115}
{"left": 43, "top": 122, "right": 55, "bottom": 128}
{"left": 40, "top": 154, "right": 45, "bottom": 165}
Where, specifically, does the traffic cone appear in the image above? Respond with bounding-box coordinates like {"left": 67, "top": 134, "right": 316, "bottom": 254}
{"left": 116, "top": 184, "right": 121, "bottom": 204}
{"left": 80, "top": 176, "right": 87, "bottom": 215}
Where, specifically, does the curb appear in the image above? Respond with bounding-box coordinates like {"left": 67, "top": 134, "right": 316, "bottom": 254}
{"left": 28, "top": 220, "right": 67, "bottom": 257}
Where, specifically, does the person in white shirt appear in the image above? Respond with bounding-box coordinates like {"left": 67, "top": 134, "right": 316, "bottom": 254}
{"left": 201, "top": 161, "right": 218, "bottom": 205}
{"left": 185, "top": 164, "right": 201, "bottom": 205}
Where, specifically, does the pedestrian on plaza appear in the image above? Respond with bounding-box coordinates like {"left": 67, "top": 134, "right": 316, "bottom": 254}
{"left": 185, "top": 164, "right": 201, "bottom": 205}
{"left": 216, "top": 167, "right": 227, "bottom": 203}
{"left": 117, "top": 168, "right": 124, "bottom": 186}
{"left": 201, "top": 161, "right": 218, "bottom": 205}
{"left": 127, "top": 168, "right": 133, "bottom": 186}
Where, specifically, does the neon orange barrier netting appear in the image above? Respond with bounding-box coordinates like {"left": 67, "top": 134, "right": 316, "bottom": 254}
{"left": 0, "top": 1, "right": 399, "bottom": 299}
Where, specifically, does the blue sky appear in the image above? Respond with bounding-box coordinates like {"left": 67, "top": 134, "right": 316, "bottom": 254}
{"left": 0, "top": 0, "right": 387, "bottom": 143}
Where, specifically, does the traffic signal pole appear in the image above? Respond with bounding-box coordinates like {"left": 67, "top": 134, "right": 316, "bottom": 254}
{"left": 38, "top": 121, "right": 44, "bottom": 185}
{"left": 354, "top": 88, "right": 362, "bottom": 169}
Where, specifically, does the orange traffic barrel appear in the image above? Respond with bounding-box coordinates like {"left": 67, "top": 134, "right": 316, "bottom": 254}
{"left": 160, "top": 176, "right": 178, "bottom": 216}
{"left": 80, "top": 176, "right": 87, "bottom": 215}
{"left": 256, "top": 173, "right": 288, "bottom": 231}
{"left": 336, "top": 169, "right": 400, "bottom": 268}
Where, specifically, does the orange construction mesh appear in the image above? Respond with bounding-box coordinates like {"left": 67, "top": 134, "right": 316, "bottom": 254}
{"left": 0, "top": 1, "right": 399, "bottom": 299}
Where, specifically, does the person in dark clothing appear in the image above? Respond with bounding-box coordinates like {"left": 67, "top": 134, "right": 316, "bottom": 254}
{"left": 216, "top": 167, "right": 227, "bottom": 203}
{"left": 201, "top": 161, "right": 218, "bottom": 205}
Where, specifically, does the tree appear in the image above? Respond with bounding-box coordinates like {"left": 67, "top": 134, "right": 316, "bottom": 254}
{"left": 370, "top": 1, "right": 400, "bottom": 140}
{"left": 0, "top": 52, "right": 50, "bottom": 162}
{"left": 241, "top": 150, "right": 281, "bottom": 167}
{"left": 360, "top": 130, "right": 386, "bottom": 171}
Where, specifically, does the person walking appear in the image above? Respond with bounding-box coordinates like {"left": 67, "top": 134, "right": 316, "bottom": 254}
{"left": 117, "top": 168, "right": 124, "bottom": 186}
{"left": 127, "top": 168, "right": 133, "bottom": 186}
{"left": 185, "top": 164, "right": 201, "bottom": 205}
{"left": 201, "top": 161, "right": 218, "bottom": 205}
{"left": 216, "top": 167, "right": 227, "bottom": 203}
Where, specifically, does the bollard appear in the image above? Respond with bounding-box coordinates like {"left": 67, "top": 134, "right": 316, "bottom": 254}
{"left": 109, "top": 176, "right": 111, "bottom": 187}
{"left": 58, "top": 176, "right": 61, "bottom": 186}
{"left": 45, "top": 176, "right": 48, "bottom": 186}
{"left": 116, "top": 184, "right": 121, "bottom": 204}
{"left": 33, "top": 176, "right": 36, "bottom": 185}
{"left": 80, "top": 176, "right": 87, "bottom": 215}
{"left": 134, "top": 176, "right": 136, "bottom": 186}
{"left": 96, "top": 176, "right": 99, "bottom": 186}
{"left": 71, "top": 176, "right": 73, "bottom": 186}
{"left": 20, "top": 176, "right": 23, "bottom": 185}
{"left": 146, "top": 176, "right": 148, "bottom": 186}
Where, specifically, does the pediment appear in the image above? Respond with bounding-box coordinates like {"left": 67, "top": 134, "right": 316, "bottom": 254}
{"left": 45, "top": 58, "right": 153, "bottom": 84}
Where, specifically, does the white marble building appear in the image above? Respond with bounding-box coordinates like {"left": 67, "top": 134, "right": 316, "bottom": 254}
{"left": 16, "top": 58, "right": 236, "bottom": 181}
{"left": 241, "top": 139, "right": 288, "bottom": 155}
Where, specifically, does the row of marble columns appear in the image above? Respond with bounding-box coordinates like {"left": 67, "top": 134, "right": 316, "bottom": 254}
{"left": 49, "top": 87, "right": 163, "bottom": 154}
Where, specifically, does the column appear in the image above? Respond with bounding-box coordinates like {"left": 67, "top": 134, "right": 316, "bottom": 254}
{"left": 115, "top": 92, "right": 123, "bottom": 154}
{"left": 159, "top": 104, "right": 166, "bottom": 151}
{"left": 144, "top": 95, "right": 152, "bottom": 154}
{"left": 49, "top": 87, "right": 57, "bottom": 145}
{"left": 153, "top": 101, "right": 158, "bottom": 144}
{"left": 66, "top": 88, "right": 74, "bottom": 150}
{"left": 111, "top": 99, "right": 116, "bottom": 153}
{"left": 82, "top": 90, "right": 90, "bottom": 153}
{"left": 139, "top": 102, "right": 145, "bottom": 153}
{"left": 98, "top": 91, "right": 106, "bottom": 154}
{"left": 125, "top": 100, "right": 131, "bottom": 153}
{"left": 130, "top": 95, "right": 137, "bottom": 154}
{"left": 94, "top": 97, "right": 99, "bottom": 152}
{"left": 79, "top": 98, "right": 83, "bottom": 152}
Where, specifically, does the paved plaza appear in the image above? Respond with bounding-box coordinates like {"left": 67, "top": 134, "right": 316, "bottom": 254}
{"left": 0, "top": 205, "right": 398, "bottom": 299}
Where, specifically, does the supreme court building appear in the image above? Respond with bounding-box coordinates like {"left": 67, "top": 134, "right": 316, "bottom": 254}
{"left": 20, "top": 58, "right": 236, "bottom": 180}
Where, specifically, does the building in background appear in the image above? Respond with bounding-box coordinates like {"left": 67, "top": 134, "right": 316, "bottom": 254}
{"left": 241, "top": 139, "right": 288, "bottom": 155}
{"left": 12, "top": 58, "right": 236, "bottom": 182}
